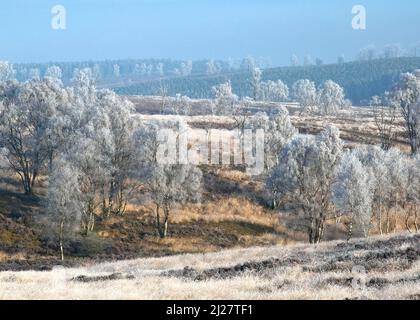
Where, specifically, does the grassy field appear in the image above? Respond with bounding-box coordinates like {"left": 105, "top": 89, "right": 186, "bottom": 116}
{"left": 0, "top": 233, "right": 418, "bottom": 299}
{"left": 0, "top": 104, "right": 414, "bottom": 270}
{"left": 129, "top": 97, "right": 411, "bottom": 151}
{"left": 0, "top": 102, "right": 417, "bottom": 300}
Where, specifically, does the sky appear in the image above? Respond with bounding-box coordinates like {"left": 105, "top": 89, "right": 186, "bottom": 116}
{"left": 0, "top": 0, "right": 419, "bottom": 65}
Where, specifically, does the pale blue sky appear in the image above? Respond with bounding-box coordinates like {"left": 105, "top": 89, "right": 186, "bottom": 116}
{"left": 0, "top": 0, "right": 419, "bottom": 64}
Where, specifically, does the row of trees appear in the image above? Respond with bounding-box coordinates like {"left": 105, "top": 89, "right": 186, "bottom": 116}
{"left": 266, "top": 127, "right": 419, "bottom": 243}
{"left": 1, "top": 56, "right": 273, "bottom": 86}
{"left": 288, "top": 42, "right": 420, "bottom": 67}
{"left": 292, "top": 79, "right": 349, "bottom": 114}
{"left": 357, "top": 42, "right": 420, "bottom": 61}
{"left": 264, "top": 71, "right": 419, "bottom": 243}
{"left": 191, "top": 72, "right": 419, "bottom": 243}
{"left": 211, "top": 73, "right": 348, "bottom": 115}
{"left": 371, "top": 71, "right": 420, "bottom": 155}
{"left": 0, "top": 74, "right": 203, "bottom": 260}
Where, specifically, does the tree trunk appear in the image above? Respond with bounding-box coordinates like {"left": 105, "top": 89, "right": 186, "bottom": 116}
{"left": 393, "top": 196, "right": 398, "bottom": 233}
{"left": 89, "top": 212, "right": 95, "bottom": 232}
{"left": 59, "top": 218, "right": 65, "bottom": 261}
{"left": 347, "top": 220, "right": 353, "bottom": 241}
{"left": 163, "top": 217, "right": 169, "bottom": 238}
{"left": 405, "top": 210, "right": 413, "bottom": 233}
{"left": 308, "top": 218, "right": 324, "bottom": 244}
{"left": 155, "top": 204, "right": 164, "bottom": 238}
{"left": 378, "top": 200, "right": 383, "bottom": 235}
{"left": 163, "top": 207, "right": 170, "bottom": 238}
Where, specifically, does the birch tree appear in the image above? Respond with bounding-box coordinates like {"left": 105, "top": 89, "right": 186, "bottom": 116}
{"left": 267, "top": 126, "right": 343, "bottom": 243}
{"left": 47, "top": 158, "right": 82, "bottom": 261}
{"left": 317, "top": 80, "right": 346, "bottom": 115}
{"left": 292, "top": 79, "right": 317, "bottom": 114}
{"left": 250, "top": 67, "right": 262, "bottom": 101}
{"left": 0, "top": 79, "right": 68, "bottom": 195}
{"left": 333, "top": 152, "right": 375, "bottom": 239}
{"left": 146, "top": 164, "right": 202, "bottom": 238}
{"left": 387, "top": 72, "right": 420, "bottom": 154}
{"left": 261, "top": 80, "right": 289, "bottom": 102}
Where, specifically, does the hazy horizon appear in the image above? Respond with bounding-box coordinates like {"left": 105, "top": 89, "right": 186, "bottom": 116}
{"left": 1, "top": 0, "right": 419, "bottom": 65}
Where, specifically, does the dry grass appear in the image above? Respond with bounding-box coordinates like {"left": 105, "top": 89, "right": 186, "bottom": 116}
{"left": 0, "top": 233, "right": 418, "bottom": 300}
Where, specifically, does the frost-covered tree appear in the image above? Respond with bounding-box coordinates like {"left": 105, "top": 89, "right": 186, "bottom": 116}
{"left": 45, "top": 65, "right": 62, "bottom": 80}
{"left": 92, "top": 63, "right": 101, "bottom": 81}
{"left": 47, "top": 158, "right": 82, "bottom": 261}
{"left": 250, "top": 67, "right": 262, "bottom": 101}
{"left": 206, "top": 59, "right": 219, "bottom": 75}
{"left": 145, "top": 164, "right": 202, "bottom": 238}
{"left": 387, "top": 72, "right": 420, "bottom": 154}
{"left": 241, "top": 56, "right": 256, "bottom": 72}
{"left": 317, "top": 80, "right": 346, "bottom": 115}
{"left": 158, "top": 81, "right": 168, "bottom": 115}
{"left": 261, "top": 80, "right": 289, "bottom": 102}
{"left": 371, "top": 94, "right": 397, "bottom": 150}
{"left": 211, "top": 81, "right": 238, "bottom": 116}
{"left": 264, "top": 108, "right": 297, "bottom": 170}
{"left": 72, "top": 68, "right": 95, "bottom": 89}
{"left": 133, "top": 63, "right": 147, "bottom": 77}
{"left": 66, "top": 136, "right": 107, "bottom": 234}
{"left": 133, "top": 122, "right": 161, "bottom": 165}
{"left": 383, "top": 44, "right": 402, "bottom": 59}
{"left": 113, "top": 64, "right": 121, "bottom": 78}
{"left": 267, "top": 126, "right": 343, "bottom": 243}
{"left": 180, "top": 60, "right": 193, "bottom": 76}
{"left": 0, "top": 79, "right": 69, "bottom": 195}
{"left": 170, "top": 93, "right": 192, "bottom": 115}
{"left": 95, "top": 90, "right": 137, "bottom": 216}
{"left": 29, "top": 68, "right": 41, "bottom": 80}
{"left": 132, "top": 120, "right": 202, "bottom": 238}
{"left": 355, "top": 147, "right": 413, "bottom": 234}
{"left": 358, "top": 45, "right": 376, "bottom": 61}
{"left": 404, "top": 154, "right": 419, "bottom": 232}
{"left": 353, "top": 146, "right": 390, "bottom": 234}
{"left": 156, "top": 62, "right": 164, "bottom": 76}
{"left": 292, "top": 79, "right": 317, "bottom": 113}
{"left": 290, "top": 54, "right": 299, "bottom": 67}
{"left": 410, "top": 42, "right": 420, "bottom": 57}
{"left": 383, "top": 148, "right": 410, "bottom": 233}
{"left": 333, "top": 152, "right": 375, "bottom": 239}
{"left": 0, "top": 61, "right": 15, "bottom": 81}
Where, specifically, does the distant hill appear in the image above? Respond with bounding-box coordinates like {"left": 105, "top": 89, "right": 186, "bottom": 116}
{"left": 114, "top": 57, "right": 420, "bottom": 105}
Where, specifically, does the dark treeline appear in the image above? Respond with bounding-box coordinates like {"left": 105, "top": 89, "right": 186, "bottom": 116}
{"left": 114, "top": 57, "right": 420, "bottom": 105}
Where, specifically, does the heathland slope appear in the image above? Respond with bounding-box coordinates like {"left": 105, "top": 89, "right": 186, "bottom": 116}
{"left": 0, "top": 233, "right": 418, "bottom": 299}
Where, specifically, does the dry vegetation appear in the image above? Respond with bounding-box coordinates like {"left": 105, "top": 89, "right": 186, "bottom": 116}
{"left": 0, "top": 233, "right": 418, "bottom": 299}
{"left": 0, "top": 96, "right": 418, "bottom": 300}
{"left": 0, "top": 101, "right": 415, "bottom": 267}
{"left": 130, "top": 96, "right": 411, "bottom": 151}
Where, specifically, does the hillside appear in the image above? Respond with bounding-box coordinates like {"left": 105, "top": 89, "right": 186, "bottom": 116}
{"left": 115, "top": 57, "right": 420, "bottom": 105}
{"left": 0, "top": 233, "right": 418, "bottom": 299}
